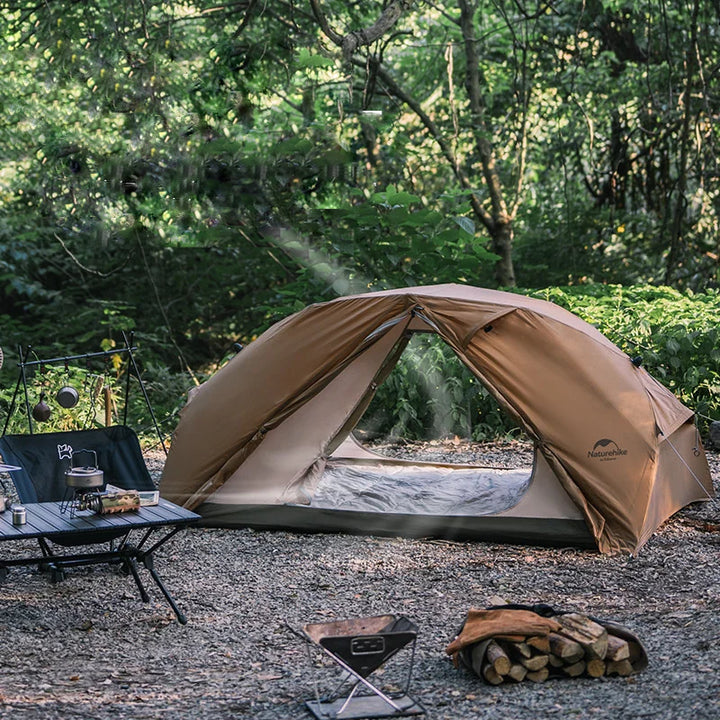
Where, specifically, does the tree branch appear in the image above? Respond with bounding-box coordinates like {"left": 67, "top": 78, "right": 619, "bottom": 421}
{"left": 310, "top": 0, "right": 416, "bottom": 59}
{"left": 363, "top": 56, "right": 495, "bottom": 232}
{"left": 308, "top": 0, "right": 344, "bottom": 46}
{"left": 53, "top": 233, "right": 128, "bottom": 278}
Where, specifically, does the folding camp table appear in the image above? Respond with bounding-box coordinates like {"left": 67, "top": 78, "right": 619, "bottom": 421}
{"left": 296, "top": 614, "right": 424, "bottom": 720}
{"left": 0, "top": 498, "right": 199, "bottom": 624}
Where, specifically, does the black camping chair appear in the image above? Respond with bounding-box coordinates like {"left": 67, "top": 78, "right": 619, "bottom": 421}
{"left": 0, "top": 425, "right": 155, "bottom": 504}
{"left": 0, "top": 425, "right": 156, "bottom": 574}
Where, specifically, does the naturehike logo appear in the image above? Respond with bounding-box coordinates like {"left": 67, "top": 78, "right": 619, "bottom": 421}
{"left": 588, "top": 438, "right": 628, "bottom": 461}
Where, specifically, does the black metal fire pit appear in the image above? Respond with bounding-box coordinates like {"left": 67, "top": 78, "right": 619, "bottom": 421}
{"left": 297, "top": 614, "right": 424, "bottom": 720}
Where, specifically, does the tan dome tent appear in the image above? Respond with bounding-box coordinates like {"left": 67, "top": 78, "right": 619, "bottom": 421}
{"left": 160, "top": 284, "right": 714, "bottom": 554}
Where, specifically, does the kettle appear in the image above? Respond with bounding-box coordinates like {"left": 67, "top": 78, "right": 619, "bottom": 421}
{"left": 65, "top": 450, "right": 104, "bottom": 489}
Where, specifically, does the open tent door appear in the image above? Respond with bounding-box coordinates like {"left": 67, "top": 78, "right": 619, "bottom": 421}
{"left": 196, "top": 327, "right": 594, "bottom": 548}
{"left": 301, "top": 332, "right": 592, "bottom": 546}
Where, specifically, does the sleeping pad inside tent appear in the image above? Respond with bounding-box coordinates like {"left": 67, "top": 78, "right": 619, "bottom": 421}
{"left": 159, "top": 284, "right": 714, "bottom": 555}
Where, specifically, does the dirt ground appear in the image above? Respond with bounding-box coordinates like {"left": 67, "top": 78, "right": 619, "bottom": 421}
{"left": 0, "top": 442, "right": 718, "bottom": 720}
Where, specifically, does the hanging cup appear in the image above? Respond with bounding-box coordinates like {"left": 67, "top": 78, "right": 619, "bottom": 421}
{"left": 56, "top": 385, "right": 79, "bottom": 409}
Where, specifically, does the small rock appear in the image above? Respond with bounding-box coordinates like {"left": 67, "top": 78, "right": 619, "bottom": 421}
{"left": 708, "top": 421, "right": 720, "bottom": 449}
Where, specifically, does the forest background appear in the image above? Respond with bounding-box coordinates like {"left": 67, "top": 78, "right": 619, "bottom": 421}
{"left": 1, "top": 0, "right": 719, "bottom": 443}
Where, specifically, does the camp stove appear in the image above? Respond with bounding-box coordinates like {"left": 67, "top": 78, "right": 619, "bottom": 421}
{"left": 60, "top": 449, "right": 104, "bottom": 517}
{"left": 293, "top": 614, "right": 424, "bottom": 720}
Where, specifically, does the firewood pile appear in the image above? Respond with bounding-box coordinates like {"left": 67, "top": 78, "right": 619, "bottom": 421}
{"left": 474, "top": 613, "right": 645, "bottom": 684}
{"left": 446, "top": 605, "right": 648, "bottom": 685}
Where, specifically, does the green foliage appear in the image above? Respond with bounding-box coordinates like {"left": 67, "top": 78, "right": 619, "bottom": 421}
{"left": 1, "top": 1, "right": 720, "bottom": 442}
{"left": 358, "top": 333, "right": 521, "bottom": 442}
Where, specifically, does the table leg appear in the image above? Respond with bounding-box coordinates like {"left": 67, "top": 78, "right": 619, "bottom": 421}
{"left": 123, "top": 555, "right": 151, "bottom": 603}
{"left": 141, "top": 554, "right": 187, "bottom": 625}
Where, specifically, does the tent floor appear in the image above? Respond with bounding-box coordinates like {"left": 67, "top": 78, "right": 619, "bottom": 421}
{"left": 195, "top": 502, "right": 595, "bottom": 548}
{"left": 309, "top": 461, "right": 532, "bottom": 516}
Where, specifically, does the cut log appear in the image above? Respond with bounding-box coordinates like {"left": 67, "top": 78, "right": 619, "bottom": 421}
{"left": 555, "top": 613, "right": 608, "bottom": 660}
{"left": 482, "top": 662, "right": 504, "bottom": 685}
{"left": 526, "top": 667, "right": 550, "bottom": 683}
{"left": 485, "top": 640, "right": 512, "bottom": 676}
{"left": 562, "top": 660, "right": 586, "bottom": 677}
{"left": 521, "top": 654, "right": 549, "bottom": 671}
{"left": 548, "top": 633, "right": 584, "bottom": 663}
{"left": 481, "top": 661, "right": 503, "bottom": 685}
{"left": 586, "top": 659, "right": 607, "bottom": 678}
{"left": 515, "top": 642, "right": 532, "bottom": 659}
{"left": 527, "top": 635, "right": 551, "bottom": 654}
{"left": 548, "top": 654, "right": 564, "bottom": 668}
{"left": 605, "top": 634, "right": 630, "bottom": 662}
{"left": 606, "top": 659, "right": 634, "bottom": 677}
{"left": 507, "top": 664, "right": 528, "bottom": 682}
{"left": 503, "top": 640, "right": 532, "bottom": 659}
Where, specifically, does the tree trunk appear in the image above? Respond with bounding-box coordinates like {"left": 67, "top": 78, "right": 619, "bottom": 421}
{"left": 490, "top": 222, "right": 516, "bottom": 287}
{"left": 312, "top": 0, "right": 518, "bottom": 287}
{"left": 664, "top": 0, "right": 699, "bottom": 284}
{"left": 459, "top": 0, "right": 516, "bottom": 286}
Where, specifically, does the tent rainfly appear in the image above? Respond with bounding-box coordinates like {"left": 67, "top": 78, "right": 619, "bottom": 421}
{"left": 159, "top": 284, "right": 714, "bottom": 554}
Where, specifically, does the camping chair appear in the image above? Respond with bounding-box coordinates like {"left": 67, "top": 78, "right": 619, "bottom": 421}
{"left": 0, "top": 425, "right": 156, "bottom": 580}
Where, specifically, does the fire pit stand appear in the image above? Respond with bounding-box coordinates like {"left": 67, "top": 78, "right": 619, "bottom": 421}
{"left": 295, "top": 614, "right": 424, "bottom": 720}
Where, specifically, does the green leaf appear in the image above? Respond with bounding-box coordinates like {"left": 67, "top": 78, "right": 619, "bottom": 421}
{"left": 296, "top": 49, "right": 335, "bottom": 69}
{"left": 454, "top": 216, "right": 475, "bottom": 236}
{"left": 271, "top": 137, "right": 314, "bottom": 156}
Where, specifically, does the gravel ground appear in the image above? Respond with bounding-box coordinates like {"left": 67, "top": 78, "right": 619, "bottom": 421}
{"left": 0, "top": 440, "right": 718, "bottom": 720}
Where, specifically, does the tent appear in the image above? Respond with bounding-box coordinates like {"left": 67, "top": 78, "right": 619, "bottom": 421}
{"left": 159, "top": 284, "right": 714, "bottom": 554}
